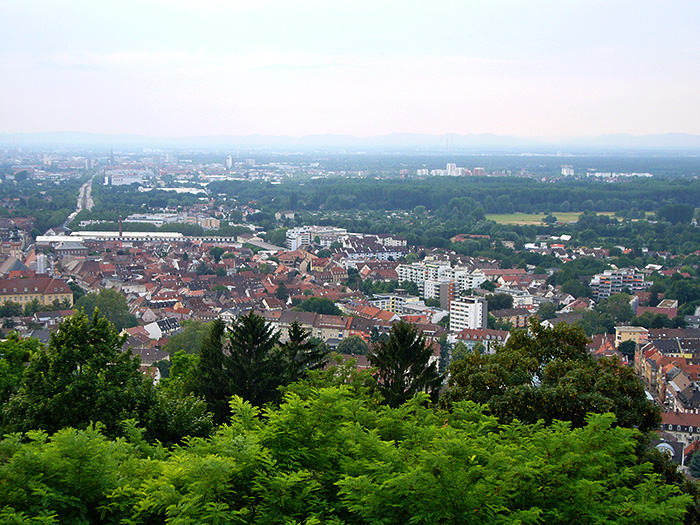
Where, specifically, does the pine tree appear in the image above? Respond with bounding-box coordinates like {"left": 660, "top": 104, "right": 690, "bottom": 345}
{"left": 192, "top": 318, "right": 230, "bottom": 424}
{"left": 280, "top": 320, "right": 328, "bottom": 383}
{"left": 369, "top": 321, "right": 443, "bottom": 407}
{"left": 226, "top": 311, "right": 282, "bottom": 406}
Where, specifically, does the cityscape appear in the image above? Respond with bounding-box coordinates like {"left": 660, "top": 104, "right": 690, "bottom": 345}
{"left": 2, "top": 1, "right": 700, "bottom": 522}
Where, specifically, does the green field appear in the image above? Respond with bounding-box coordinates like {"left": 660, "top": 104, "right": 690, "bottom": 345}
{"left": 486, "top": 212, "right": 615, "bottom": 225}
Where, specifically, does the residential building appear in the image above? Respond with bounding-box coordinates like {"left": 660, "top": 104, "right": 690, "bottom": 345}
{"left": 590, "top": 269, "right": 650, "bottom": 300}
{"left": 449, "top": 296, "right": 487, "bottom": 332}
{"left": 0, "top": 276, "right": 73, "bottom": 307}
{"left": 615, "top": 325, "right": 649, "bottom": 348}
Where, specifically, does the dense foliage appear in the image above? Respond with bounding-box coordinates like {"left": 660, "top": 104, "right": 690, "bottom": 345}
{"left": 0, "top": 389, "right": 691, "bottom": 524}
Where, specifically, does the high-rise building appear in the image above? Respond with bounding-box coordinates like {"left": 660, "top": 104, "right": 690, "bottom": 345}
{"left": 449, "top": 296, "right": 487, "bottom": 332}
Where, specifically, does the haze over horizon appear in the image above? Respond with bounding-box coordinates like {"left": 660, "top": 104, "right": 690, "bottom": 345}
{"left": 2, "top": 1, "right": 699, "bottom": 139}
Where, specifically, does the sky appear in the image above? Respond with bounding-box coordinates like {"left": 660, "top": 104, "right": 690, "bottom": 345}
{"left": 1, "top": 1, "right": 699, "bottom": 138}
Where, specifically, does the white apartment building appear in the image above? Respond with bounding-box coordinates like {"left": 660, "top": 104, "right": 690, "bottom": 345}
{"left": 450, "top": 296, "right": 488, "bottom": 332}
{"left": 590, "top": 268, "right": 650, "bottom": 300}
{"left": 285, "top": 226, "right": 348, "bottom": 250}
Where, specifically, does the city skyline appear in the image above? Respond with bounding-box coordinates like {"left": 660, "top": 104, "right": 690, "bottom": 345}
{"left": 2, "top": 1, "right": 699, "bottom": 138}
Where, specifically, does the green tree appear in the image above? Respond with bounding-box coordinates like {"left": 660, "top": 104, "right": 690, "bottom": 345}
{"left": 163, "top": 320, "right": 210, "bottom": 355}
{"left": 75, "top": 288, "right": 137, "bottom": 331}
{"left": 486, "top": 293, "right": 514, "bottom": 311}
{"left": 191, "top": 318, "right": 230, "bottom": 424}
{"left": 226, "top": 311, "right": 282, "bottom": 407}
{"left": 689, "top": 453, "right": 700, "bottom": 478}
{"left": 3, "top": 310, "right": 155, "bottom": 437}
{"left": 537, "top": 301, "right": 559, "bottom": 320}
{"left": 444, "top": 318, "right": 660, "bottom": 432}
{"left": 480, "top": 279, "right": 496, "bottom": 292}
{"left": 295, "top": 297, "right": 342, "bottom": 315}
{"left": 369, "top": 321, "right": 443, "bottom": 407}
{"left": 0, "top": 332, "right": 43, "bottom": 404}
{"left": 209, "top": 246, "right": 225, "bottom": 263}
{"left": 275, "top": 281, "right": 289, "bottom": 302}
{"left": 0, "top": 301, "right": 22, "bottom": 318}
{"left": 618, "top": 339, "right": 637, "bottom": 362}
{"left": 22, "top": 298, "right": 42, "bottom": 316}
{"left": 337, "top": 334, "right": 370, "bottom": 355}
{"left": 279, "top": 321, "right": 329, "bottom": 383}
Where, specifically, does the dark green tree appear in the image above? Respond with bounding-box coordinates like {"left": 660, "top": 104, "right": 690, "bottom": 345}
{"left": 486, "top": 293, "right": 514, "bottom": 311}
{"left": 537, "top": 302, "right": 559, "bottom": 320}
{"left": 279, "top": 321, "right": 328, "bottom": 383}
{"left": 689, "top": 453, "right": 700, "bottom": 478}
{"left": 337, "top": 334, "right": 370, "bottom": 355}
{"left": 3, "top": 310, "right": 155, "bottom": 437}
{"left": 275, "top": 281, "right": 289, "bottom": 302}
{"left": 369, "top": 321, "right": 443, "bottom": 407}
{"left": 0, "top": 301, "right": 22, "bottom": 318}
{"left": 209, "top": 246, "right": 225, "bottom": 263}
{"left": 192, "top": 318, "right": 230, "bottom": 424}
{"left": 618, "top": 339, "right": 637, "bottom": 362}
{"left": 295, "top": 297, "right": 342, "bottom": 315}
{"left": 226, "top": 311, "right": 282, "bottom": 406}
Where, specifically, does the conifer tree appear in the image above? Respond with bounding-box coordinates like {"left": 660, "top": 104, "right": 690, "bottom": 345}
{"left": 280, "top": 320, "right": 328, "bottom": 383}
{"left": 369, "top": 320, "right": 442, "bottom": 407}
{"left": 192, "top": 318, "right": 230, "bottom": 424}
{"left": 226, "top": 311, "right": 282, "bottom": 406}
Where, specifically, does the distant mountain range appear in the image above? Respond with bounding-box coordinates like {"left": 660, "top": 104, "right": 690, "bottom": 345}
{"left": 1, "top": 131, "right": 699, "bottom": 153}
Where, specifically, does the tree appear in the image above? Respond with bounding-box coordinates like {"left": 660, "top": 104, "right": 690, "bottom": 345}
{"left": 337, "top": 335, "right": 369, "bottom": 355}
{"left": 226, "top": 311, "right": 282, "bottom": 406}
{"left": 279, "top": 321, "right": 329, "bottom": 383}
{"left": 369, "top": 321, "right": 443, "bottom": 407}
{"left": 537, "top": 301, "right": 559, "bottom": 320}
{"left": 0, "top": 332, "right": 43, "bottom": 404}
{"left": 689, "top": 453, "right": 700, "bottom": 478}
{"left": 486, "top": 293, "right": 514, "bottom": 311}
{"left": 209, "top": 246, "right": 225, "bottom": 263}
{"left": 3, "top": 310, "right": 155, "bottom": 437}
{"left": 163, "top": 320, "right": 210, "bottom": 355}
{"left": 275, "top": 281, "right": 289, "bottom": 302}
{"left": 192, "top": 318, "right": 230, "bottom": 424}
{"left": 295, "top": 297, "right": 342, "bottom": 315}
{"left": 75, "top": 288, "right": 137, "bottom": 331}
{"left": 480, "top": 279, "right": 496, "bottom": 292}
{"left": 0, "top": 301, "right": 22, "bottom": 318}
{"left": 618, "top": 339, "right": 637, "bottom": 362}
{"left": 23, "top": 298, "right": 42, "bottom": 316}
{"left": 444, "top": 318, "right": 660, "bottom": 432}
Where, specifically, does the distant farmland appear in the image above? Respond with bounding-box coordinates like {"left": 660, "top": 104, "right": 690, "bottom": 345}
{"left": 486, "top": 212, "right": 617, "bottom": 225}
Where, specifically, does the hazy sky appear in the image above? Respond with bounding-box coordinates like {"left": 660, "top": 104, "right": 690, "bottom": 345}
{"left": 1, "top": 1, "right": 699, "bottom": 137}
